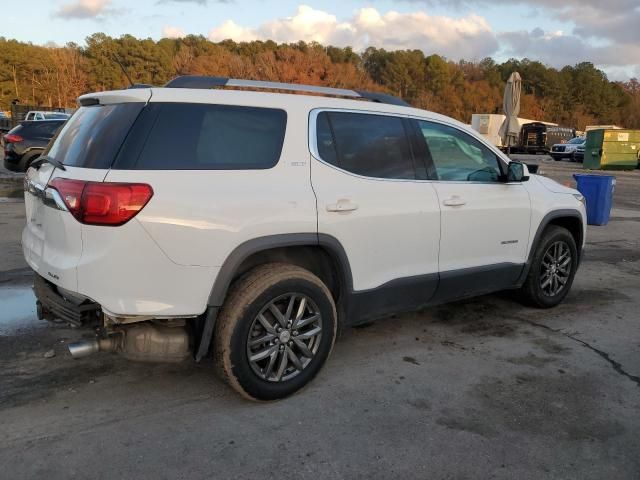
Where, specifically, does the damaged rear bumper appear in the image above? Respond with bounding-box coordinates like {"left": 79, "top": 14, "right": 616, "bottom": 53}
{"left": 33, "top": 274, "right": 101, "bottom": 327}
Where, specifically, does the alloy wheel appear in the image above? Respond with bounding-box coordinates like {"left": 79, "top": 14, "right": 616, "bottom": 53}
{"left": 247, "top": 293, "right": 323, "bottom": 382}
{"left": 540, "top": 240, "right": 572, "bottom": 297}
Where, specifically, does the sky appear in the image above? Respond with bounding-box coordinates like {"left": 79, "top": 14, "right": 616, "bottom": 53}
{"left": 3, "top": 0, "right": 640, "bottom": 80}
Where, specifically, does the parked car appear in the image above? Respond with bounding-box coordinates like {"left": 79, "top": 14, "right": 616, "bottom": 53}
{"left": 551, "top": 136, "right": 586, "bottom": 162}
{"left": 574, "top": 143, "right": 585, "bottom": 162}
{"left": 2, "top": 120, "right": 66, "bottom": 172}
{"left": 24, "top": 77, "right": 587, "bottom": 400}
{"left": 24, "top": 110, "right": 70, "bottom": 121}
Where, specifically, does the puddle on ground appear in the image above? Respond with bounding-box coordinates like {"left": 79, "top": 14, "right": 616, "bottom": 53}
{"left": 0, "top": 286, "right": 42, "bottom": 336}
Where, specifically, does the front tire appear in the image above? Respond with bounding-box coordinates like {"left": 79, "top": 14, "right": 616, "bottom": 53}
{"left": 214, "top": 263, "right": 337, "bottom": 401}
{"left": 519, "top": 226, "right": 578, "bottom": 308}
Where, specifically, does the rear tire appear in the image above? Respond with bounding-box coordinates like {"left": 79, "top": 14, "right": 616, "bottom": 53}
{"left": 18, "top": 152, "right": 41, "bottom": 172}
{"left": 518, "top": 226, "right": 578, "bottom": 308}
{"left": 214, "top": 263, "right": 337, "bottom": 401}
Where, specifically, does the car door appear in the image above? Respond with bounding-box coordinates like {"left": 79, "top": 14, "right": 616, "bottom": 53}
{"left": 310, "top": 109, "right": 441, "bottom": 322}
{"left": 412, "top": 119, "right": 531, "bottom": 301}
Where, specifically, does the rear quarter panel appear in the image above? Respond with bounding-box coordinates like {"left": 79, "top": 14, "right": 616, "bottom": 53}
{"left": 104, "top": 93, "right": 317, "bottom": 268}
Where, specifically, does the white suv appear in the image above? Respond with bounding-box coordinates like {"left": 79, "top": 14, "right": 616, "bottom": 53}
{"left": 23, "top": 76, "right": 586, "bottom": 400}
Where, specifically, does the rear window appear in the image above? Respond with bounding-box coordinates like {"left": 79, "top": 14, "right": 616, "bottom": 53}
{"left": 115, "top": 103, "right": 287, "bottom": 170}
{"left": 46, "top": 103, "right": 144, "bottom": 168}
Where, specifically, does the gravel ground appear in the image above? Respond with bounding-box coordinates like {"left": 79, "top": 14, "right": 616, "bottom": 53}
{"left": 0, "top": 157, "right": 639, "bottom": 480}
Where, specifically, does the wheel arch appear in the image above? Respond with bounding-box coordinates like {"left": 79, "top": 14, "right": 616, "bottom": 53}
{"left": 207, "top": 233, "right": 353, "bottom": 308}
{"left": 18, "top": 149, "right": 45, "bottom": 172}
{"left": 516, "top": 208, "right": 584, "bottom": 286}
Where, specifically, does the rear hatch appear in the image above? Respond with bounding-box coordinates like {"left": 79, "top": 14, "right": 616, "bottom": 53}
{"left": 22, "top": 90, "right": 150, "bottom": 292}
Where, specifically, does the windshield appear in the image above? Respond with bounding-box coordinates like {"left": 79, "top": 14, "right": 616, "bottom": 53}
{"left": 567, "top": 137, "right": 585, "bottom": 144}
{"left": 46, "top": 103, "right": 144, "bottom": 168}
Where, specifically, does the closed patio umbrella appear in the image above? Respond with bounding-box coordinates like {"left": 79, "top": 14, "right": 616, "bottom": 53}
{"left": 499, "top": 72, "right": 522, "bottom": 154}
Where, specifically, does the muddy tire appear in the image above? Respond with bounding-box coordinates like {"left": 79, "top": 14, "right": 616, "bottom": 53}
{"left": 518, "top": 225, "right": 578, "bottom": 308}
{"left": 213, "top": 263, "right": 337, "bottom": 401}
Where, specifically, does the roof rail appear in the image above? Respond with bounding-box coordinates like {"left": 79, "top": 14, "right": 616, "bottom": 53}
{"left": 127, "top": 83, "right": 153, "bottom": 89}
{"left": 163, "top": 76, "right": 410, "bottom": 107}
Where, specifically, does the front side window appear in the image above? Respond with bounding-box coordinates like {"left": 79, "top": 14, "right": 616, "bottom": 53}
{"left": 316, "top": 111, "right": 415, "bottom": 180}
{"left": 418, "top": 120, "right": 502, "bottom": 182}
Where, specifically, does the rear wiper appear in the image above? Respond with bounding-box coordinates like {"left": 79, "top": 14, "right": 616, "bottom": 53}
{"left": 32, "top": 155, "right": 66, "bottom": 171}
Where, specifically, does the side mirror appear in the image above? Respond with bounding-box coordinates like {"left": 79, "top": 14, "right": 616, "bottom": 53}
{"left": 506, "top": 161, "right": 529, "bottom": 182}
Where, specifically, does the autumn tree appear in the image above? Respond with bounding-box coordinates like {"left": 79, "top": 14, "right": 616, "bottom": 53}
{"left": 0, "top": 34, "right": 638, "bottom": 131}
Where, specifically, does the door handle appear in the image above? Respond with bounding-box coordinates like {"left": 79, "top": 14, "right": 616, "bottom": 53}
{"left": 442, "top": 196, "right": 466, "bottom": 207}
{"left": 326, "top": 200, "right": 358, "bottom": 212}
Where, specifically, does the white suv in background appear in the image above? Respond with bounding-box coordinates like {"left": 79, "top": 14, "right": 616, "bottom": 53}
{"left": 23, "top": 76, "right": 587, "bottom": 400}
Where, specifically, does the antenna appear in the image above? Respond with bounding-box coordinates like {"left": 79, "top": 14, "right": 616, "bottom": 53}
{"left": 112, "top": 54, "right": 134, "bottom": 88}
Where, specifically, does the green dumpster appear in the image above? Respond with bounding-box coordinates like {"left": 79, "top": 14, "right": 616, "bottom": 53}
{"left": 584, "top": 129, "right": 640, "bottom": 170}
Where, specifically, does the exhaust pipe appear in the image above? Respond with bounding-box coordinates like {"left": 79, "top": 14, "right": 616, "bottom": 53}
{"left": 67, "top": 324, "right": 190, "bottom": 362}
{"left": 68, "top": 339, "right": 99, "bottom": 358}
{"left": 68, "top": 337, "right": 120, "bottom": 359}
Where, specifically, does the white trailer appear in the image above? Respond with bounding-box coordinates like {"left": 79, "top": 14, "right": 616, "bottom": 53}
{"left": 471, "top": 114, "right": 557, "bottom": 147}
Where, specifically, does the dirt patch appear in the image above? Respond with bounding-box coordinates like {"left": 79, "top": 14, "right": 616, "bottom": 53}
{"left": 437, "top": 407, "right": 498, "bottom": 438}
{"left": 459, "top": 320, "right": 515, "bottom": 337}
{"left": 562, "top": 288, "right": 630, "bottom": 307}
{"left": 584, "top": 246, "right": 640, "bottom": 265}
{"left": 406, "top": 398, "right": 431, "bottom": 411}
{"left": 0, "top": 361, "right": 120, "bottom": 408}
{"left": 531, "top": 337, "right": 573, "bottom": 356}
{"left": 431, "top": 297, "right": 518, "bottom": 338}
{"left": 468, "top": 374, "right": 625, "bottom": 440}
{"left": 506, "top": 353, "right": 557, "bottom": 367}
{"left": 402, "top": 356, "right": 420, "bottom": 366}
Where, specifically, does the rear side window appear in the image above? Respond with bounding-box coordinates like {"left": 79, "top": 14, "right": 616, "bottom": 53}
{"left": 122, "top": 103, "right": 287, "bottom": 170}
{"left": 315, "top": 111, "right": 415, "bottom": 179}
{"left": 15, "top": 122, "right": 61, "bottom": 138}
{"left": 25, "top": 121, "right": 64, "bottom": 137}
{"left": 47, "top": 103, "right": 144, "bottom": 168}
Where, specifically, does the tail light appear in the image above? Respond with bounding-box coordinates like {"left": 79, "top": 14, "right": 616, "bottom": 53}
{"left": 48, "top": 178, "right": 153, "bottom": 226}
{"left": 4, "top": 133, "right": 23, "bottom": 143}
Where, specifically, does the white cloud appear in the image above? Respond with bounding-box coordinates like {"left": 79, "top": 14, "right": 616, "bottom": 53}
{"left": 258, "top": 5, "right": 355, "bottom": 46}
{"left": 53, "top": 0, "right": 116, "bottom": 19}
{"left": 157, "top": 0, "right": 233, "bottom": 4}
{"left": 499, "top": 28, "right": 640, "bottom": 70}
{"left": 209, "top": 20, "right": 259, "bottom": 43}
{"left": 351, "top": 8, "right": 496, "bottom": 57}
{"left": 208, "top": 5, "right": 499, "bottom": 60}
{"left": 162, "top": 26, "right": 186, "bottom": 39}
{"left": 204, "top": 3, "right": 638, "bottom": 77}
{"left": 403, "top": 0, "right": 640, "bottom": 48}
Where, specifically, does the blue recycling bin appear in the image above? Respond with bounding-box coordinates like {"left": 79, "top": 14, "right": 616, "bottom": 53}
{"left": 573, "top": 174, "right": 615, "bottom": 226}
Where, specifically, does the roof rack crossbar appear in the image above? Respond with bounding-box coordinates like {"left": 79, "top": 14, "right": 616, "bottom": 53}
{"left": 163, "top": 76, "right": 409, "bottom": 107}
